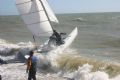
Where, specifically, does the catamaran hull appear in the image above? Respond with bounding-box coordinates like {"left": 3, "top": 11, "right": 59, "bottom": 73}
{"left": 51, "top": 27, "right": 78, "bottom": 53}
{"left": 39, "top": 27, "right": 78, "bottom": 53}
{"left": 25, "top": 27, "right": 78, "bottom": 59}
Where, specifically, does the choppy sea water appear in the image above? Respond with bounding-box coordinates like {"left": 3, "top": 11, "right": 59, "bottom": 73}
{"left": 1, "top": 12, "right": 120, "bottom": 62}
{"left": 1, "top": 12, "right": 120, "bottom": 80}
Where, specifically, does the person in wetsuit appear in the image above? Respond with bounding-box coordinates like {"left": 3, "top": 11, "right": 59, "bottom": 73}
{"left": 50, "top": 30, "right": 65, "bottom": 46}
{"left": 26, "top": 51, "right": 37, "bottom": 80}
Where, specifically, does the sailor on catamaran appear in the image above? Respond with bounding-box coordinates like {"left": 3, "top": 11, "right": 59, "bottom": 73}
{"left": 49, "top": 30, "right": 66, "bottom": 46}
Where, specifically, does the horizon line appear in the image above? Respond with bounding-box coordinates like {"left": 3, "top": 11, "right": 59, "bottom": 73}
{"left": 0, "top": 11, "right": 120, "bottom": 16}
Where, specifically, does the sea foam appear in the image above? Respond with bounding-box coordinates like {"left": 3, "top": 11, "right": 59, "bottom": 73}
{"left": 61, "top": 64, "right": 120, "bottom": 80}
{"left": 0, "top": 39, "right": 120, "bottom": 80}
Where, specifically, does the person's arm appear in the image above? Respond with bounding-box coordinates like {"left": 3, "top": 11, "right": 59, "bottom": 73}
{"left": 26, "top": 57, "right": 31, "bottom": 73}
{"left": 26, "top": 59, "right": 29, "bottom": 73}
{"left": 60, "top": 33, "right": 66, "bottom": 35}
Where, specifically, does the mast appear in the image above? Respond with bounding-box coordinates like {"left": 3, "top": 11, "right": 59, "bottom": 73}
{"left": 39, "top": 0, "right": 54, "bottom": 31}
{"left": 32, "top": 35, "right": 38, "bottom": 50}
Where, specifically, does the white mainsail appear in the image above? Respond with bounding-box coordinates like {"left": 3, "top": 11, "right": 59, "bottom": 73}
{"left": 16, "top": 0, "right": 58, "bottom": 37}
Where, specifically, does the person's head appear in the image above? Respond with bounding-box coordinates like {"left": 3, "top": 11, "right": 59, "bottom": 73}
{"left": 29, "top": 50, "right": 34, "bottom": 57}
{"left": 53, "top": 30, "right": 57, "bottom": 33}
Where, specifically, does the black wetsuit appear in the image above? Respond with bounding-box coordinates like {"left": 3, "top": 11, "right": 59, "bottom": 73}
{"left": 28, "top": 57, "right": 37, "bottom": 80}
{"left": 53, "top": 30, "right": 64, "bottom": 45}
{"left": 0, "top": 75, "right": 1, "bottom": 80}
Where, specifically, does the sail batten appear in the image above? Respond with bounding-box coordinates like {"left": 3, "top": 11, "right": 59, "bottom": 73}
{"left": 27, "top": 21, "right": 52, "bottom": 36}
{"left": 20, "top": 10, "right": 44, "bottom": 15}
{"left": 16, "top": 1, "right": 31, "bottom": 5}
{"left": 16, "top": 0, "right": 31, "bottom": 4}
{"left": 26, "top": 20, "right": 49, "bottom": 25}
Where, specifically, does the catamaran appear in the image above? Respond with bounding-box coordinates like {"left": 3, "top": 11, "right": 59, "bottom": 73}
{"left": 16, "top": 0, "right": 78, "bottom": 53}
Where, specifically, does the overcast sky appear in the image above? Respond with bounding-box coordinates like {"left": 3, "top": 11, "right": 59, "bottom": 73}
{"left": 0, "top": 0, "right": 120, "bottom": 15}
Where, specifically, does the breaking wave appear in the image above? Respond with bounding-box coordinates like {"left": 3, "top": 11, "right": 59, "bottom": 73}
{"left": 59, "top": 64, "right": 120, "bottom": 80}
{"left": 0, "top": 39, "right": 35, "bottom": 62}
{"left": 0, "top": 38, "right": 120, "bottom": 80}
